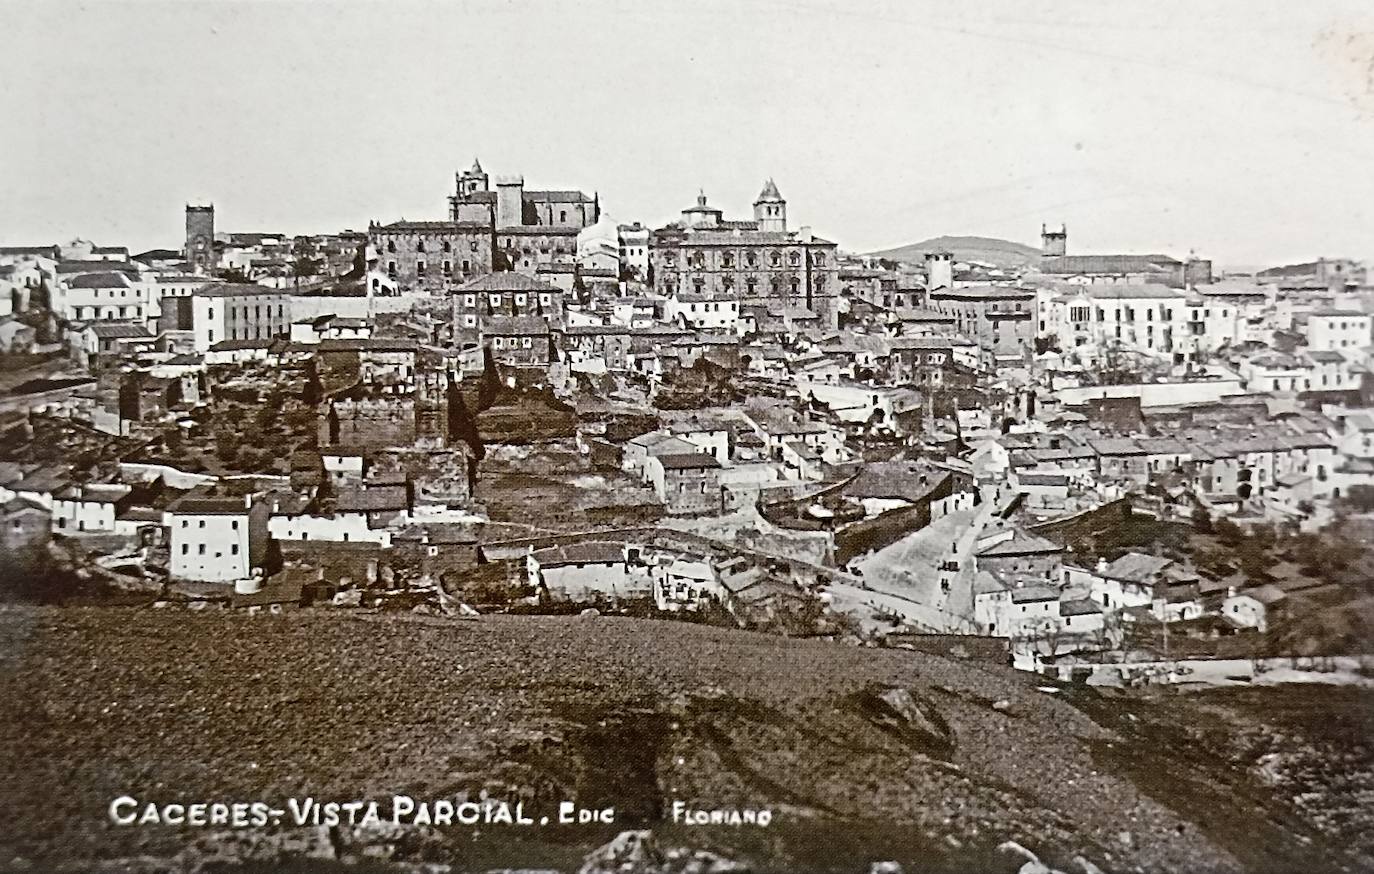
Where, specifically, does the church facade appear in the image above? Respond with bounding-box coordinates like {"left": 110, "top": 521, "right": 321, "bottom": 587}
{"left": 650, "top": 181, "right": 841, "bottom": 330}
{"left": 368, "top": 158, "right": 600, "bottom": 293}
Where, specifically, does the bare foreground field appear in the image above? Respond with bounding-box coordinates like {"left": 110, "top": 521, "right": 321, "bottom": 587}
{"left": 0, "top": 607, "right": 1370, "bottom": 873}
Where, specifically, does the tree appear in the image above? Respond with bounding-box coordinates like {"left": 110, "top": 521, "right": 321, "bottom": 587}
{"left": 1344, "top": 485, "right": 1374, "bottom": 513}
{"left": 1213, "top": 518, "right": 1244, "bottom": 546}
{"left": 1190, "top": 504, "right": 1213, "bottom": 533}
{"left": 217, "top": 267, "right": 252, "bottom": 283}
{"left": 292, "top": 256, "right": 321, "bottom": 281}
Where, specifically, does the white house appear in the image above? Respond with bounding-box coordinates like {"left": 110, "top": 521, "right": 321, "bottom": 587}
{"left": 527, "top": 541, "right": 650, "bottom": 601}
{"left": 167, "top": 489, "right": 271, "bottom": 583}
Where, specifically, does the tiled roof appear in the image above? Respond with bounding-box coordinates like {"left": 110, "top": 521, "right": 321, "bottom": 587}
{"left": 977, "top": 532, "right": 1063, "bottom": 558}
{"left": 193, "top": 283, "right": 289, "bottom": 298}
{"left": 66, "top": 272, "right": 134, "bottom": 289}
{"left": 524, "top": 190, "right": 596, "bottom": 203}
{"left": 928, "top": 285, "right": 1035, "bottom": 300}
{"left": 334, "top": 485, "right": 408, "bottom": 513}
{"left": 1039, "top": 254, "right": 1181, "bottom": 274}
{"left": 1059, "top": 597, "right": 1102, "bottom": 616}
{"left": 459, "top": 272, "right": 561, "bottom": 293}
{"left": 531, "top": 541, "right": 624, "bottom": 567}
{"left": 88, "top": 323, "right": 152, "bottom": 340}
{"left": 1102, "top": 552, "right": 1172, "bottom": 583}
{"left": 1010, "top": 585, "right": 1060, "bottom": 603}
{"left": 657, "top": 452, "right": 722, "bottom": 470}
{"left": 373, "top": 220, "right": 490, "bottom": 232}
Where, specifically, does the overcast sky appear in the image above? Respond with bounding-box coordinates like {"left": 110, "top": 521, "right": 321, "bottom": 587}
{"left": 2, "top": 0, "right": 1372, "bottom": 267}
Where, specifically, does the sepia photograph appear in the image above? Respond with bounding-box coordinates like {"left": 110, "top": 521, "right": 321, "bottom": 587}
{"left": 1, "top": 1, "right": 1373, "bottom": 872}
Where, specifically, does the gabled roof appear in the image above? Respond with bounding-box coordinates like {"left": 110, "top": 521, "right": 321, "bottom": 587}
{"left": 1101, "top": 552, "right": 1172, "bottom": 583}
{"left": 88, "top": 323, "right": 153, "bottom": 340}
{"left": 977, "top": 531, "right": 1063, "bottom": 558}
{"left": 334, "top": 485, "right": 408, "bottom": 513}
{"left": 531, "top": 541, "right": 624, "bottom": 567}
{"left": 657, "top": 452, "right": 722, "bottom": 470}
{"left": 66, "top": 272, "right": 134, "bottom": 289}
{"left": 1010, "top": 585, "right": 1060, "bottom": 603}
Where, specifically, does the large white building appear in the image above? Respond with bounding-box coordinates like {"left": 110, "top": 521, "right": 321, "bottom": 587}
{"left": 189, "top": 284, "right": 292, "bottom": 352}
{"left": 1037, "top": 283, "right": 1244, "bottom": 364}
{"left": 1306, "top": 309, "right": 1372, "bottom": 354}
{"left": 52, "top": 271, "right": 158, "bottom": 326}
{"left": 167, "top": 490, "right": 271, "bottom": 583}
{"left": 618, "top": 223, "right": 650, "bottom": 279}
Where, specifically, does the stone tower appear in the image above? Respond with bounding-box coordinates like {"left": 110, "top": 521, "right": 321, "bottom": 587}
{"left": 753, "top": 178, "right": 786, "bottom": 233}
{"left": 924, "top": 251, "right": 954, "bottom": 292}
{"left": 456, "top": 157, "right": 488, "bottom": 199}
{"left": 495, "top": 176, "right": 525, "bottom": 229}
{"left": 1041, "top": 223, "right": 1067, "bottom": 257}
{"left": 185, "top": 205, "right": 215, "bottom": 275}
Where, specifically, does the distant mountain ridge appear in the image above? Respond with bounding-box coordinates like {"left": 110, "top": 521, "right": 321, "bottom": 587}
{"left": 867, "top": 235, "right": 1041, "bottom": 268}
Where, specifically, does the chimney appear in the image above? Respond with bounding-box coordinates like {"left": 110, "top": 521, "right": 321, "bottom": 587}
{"left": 1096, "top": 557, "right": 1108, "bottom": 573}
{"left": 799, "top": 226, "right": 813, "bottom": 243}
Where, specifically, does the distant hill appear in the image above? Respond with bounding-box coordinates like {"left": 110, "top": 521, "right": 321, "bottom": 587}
{"left": 867, "top": 235, "right": 1041, "bottom": 268}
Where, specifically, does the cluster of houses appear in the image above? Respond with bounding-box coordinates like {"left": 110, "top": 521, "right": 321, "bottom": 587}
{"left": 3, "top": 165, "right": 1374, "bottom": 656}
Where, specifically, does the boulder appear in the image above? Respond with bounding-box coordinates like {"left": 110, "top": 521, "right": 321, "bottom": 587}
{"left": 861, "top": 686, "right": 956, "bottom": 757}
{"left": 578, "top": 830, "right": 661, "bottom": 874}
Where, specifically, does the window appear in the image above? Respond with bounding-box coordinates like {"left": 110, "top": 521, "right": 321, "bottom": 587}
{"left": 231, "top": 520, "right": 239, "bottom": 530}
{"left": 443, "top": 261, "right": 452, "bottom": 275}
{"left": 470, "top": 241, "right": 479, "bottom": 252}
{"left": 464, "top": 294, "right": 475, "bottom": 307}
{"left": 181, "top": 520, "right": 188, "bottom": 528}
{"left": 181, "top": 544, "right": 188, "bottom": 555}
{"left": 417, "top": 261, "right": 426, "bottom": 277}
{"left": 416, "top": 240, "right": 426, "bottom": 253}
{"left": 199, "top": 520, "right": 206, "bottom": 528}
{"left": 442, "top": 241, "right": 452, "bottom": 253}
{"left": 387, "top": 240, "right": 396, "bottom": 253}
{"left": 559, "top": 210, "right": 567, "bottom": 223}
{"left": 461, "top": 260, "right": 470, "bottom": 273}
{"left": 231, "top": 544, "right": 239, "bottom": 555}
{"left": 198, "top": 544, "right": 206, "bottom": 555}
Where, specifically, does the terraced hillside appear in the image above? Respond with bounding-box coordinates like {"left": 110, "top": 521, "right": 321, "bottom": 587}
{"left": 0, "top": 608, "right": 1369, "bottom": 873}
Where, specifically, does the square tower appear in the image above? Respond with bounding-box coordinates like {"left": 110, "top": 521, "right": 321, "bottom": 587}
{"left": 185, "top": 205, "right": 216, "bottom": 274}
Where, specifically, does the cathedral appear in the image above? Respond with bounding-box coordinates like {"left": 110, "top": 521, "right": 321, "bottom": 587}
{"left": 368, "top": 158, "right": 599, "bottom": 293}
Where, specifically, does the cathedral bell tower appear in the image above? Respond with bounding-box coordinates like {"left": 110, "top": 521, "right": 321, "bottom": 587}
{"left": 753, "top": 178, "right": 786, "bottom": 233}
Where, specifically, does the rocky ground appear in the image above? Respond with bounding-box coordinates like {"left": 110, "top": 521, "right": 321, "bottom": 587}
{"left": 0, "top": 606, "right": 1369, "bottom": 873}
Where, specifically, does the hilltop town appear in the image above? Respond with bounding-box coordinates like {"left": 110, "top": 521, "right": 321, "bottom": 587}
{"left": 3, "top": 162, "right": 1374, "bottom": 676}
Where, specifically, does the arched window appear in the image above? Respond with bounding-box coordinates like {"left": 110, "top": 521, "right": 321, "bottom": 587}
{"left": 788, "top": 250, "right": 801, "bottom": 266}
{"left": 769, "top": 251, "right": 781, "bottom": 268}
